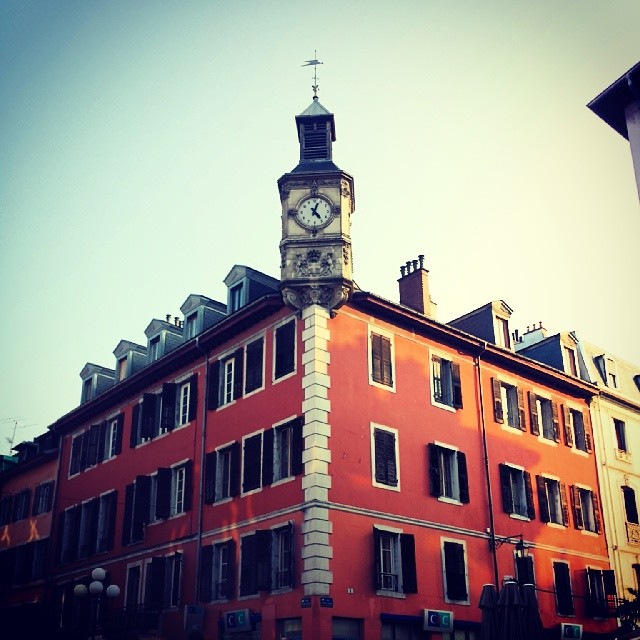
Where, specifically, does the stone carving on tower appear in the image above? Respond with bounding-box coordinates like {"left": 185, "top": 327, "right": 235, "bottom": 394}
{"left": 278, "top": 59, "right": 355, "bottom": 314}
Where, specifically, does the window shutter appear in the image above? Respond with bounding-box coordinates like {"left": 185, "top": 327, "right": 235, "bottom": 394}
{"left": 400, "top": 533, "right": 418, "bottom": 594}
{"left": 97, "top": 421, "right": 107, "bottom": 462}
{"left": 156, "top": 468, "right": 172, "bottom": 520}
{"left": 623, "top": 487, "right": 639, "bottom": 524}
{"left": 70, "top": 436, "right": 82, "bottom": 474}
{"left": 444, "top": 541, "right": 467, "bottom": 601}
{"left": 230, "top": 442, "right": 241, "bottom": 497}
{"left": 291, "top": 417, "right": 304, "bottom": 476}
{"left": 603, "top": 570, "right": 617, "bottom": 596}
{"left": 130, "top": 404, "right": 140, "bottom": 448}
{"left": 371, "top": 334, "right": 382, "bottom": 383}
{"left": 516, "top": 555, "right": 535, "bottom": 586}
{"left": 204, "top": 451, "right": 217, "bottom": 504}
{"left": 242, "top": 434, "right": 262, "bottom": 493}
{"left": 524, "top": 471, "right": 536, "bottom": 520}
{"left": 207, "top": 360, "right": 221, "bottom": 410}
{"left": 114, "top": 413, "right": 124, "bottom": 455}
{"left": 374, "top": 429, "right": 397, "bottom": 486}
{"left": 105, "top": 491, "right": 117, "bottom": 551}
{"left": 183, "top": 460, "right": 193, "bottom": 512}
{"left": 245, "top": 339, "right": 264, "bottom": 394}
{"left": 593, "top": 491, "right": 602, "bottom": 534}
{"left": 160, "top": 383, "right": 177, "bottom": 431}
{"left": 457, "top": 451, "right": 470, "bottom": 504}
{"left": 373, "top": 528, "right": 383, "bottom": 591}
{"left": 571, "top": 485, "right": 584, "bottom": 530}
{"left": 583, "top": 410, "right": 593, "bottom": 453}
{"left": 517, "top": 388, "right": 527, "bottom": 432}
{"left": 87, "top": 497, "right": 100, "bottom": 557}
{"left": 233, "top": 348, "right": 244, "bottom": 401}
{"left": 188, "top": 374, "right": 198, "bottom": 422}
{"left": 451, "top": 362, "right": 463, "bottom": 408}
{"left": 287, "top": 522, "right": 295, "bottom": 588}
{"left": 224, "top": 539, "right": 236, "bottom": 598}
{"left": 86, "top": 424, "right": 101, "bottom": 466}
{"left": 499, "top": 464, "right": 513, "bottom": 513}
{"left": 141, "top": 394, "right": 157, "bottom": 439}
{"left": 133, "top": 475, "right": 150, "bottom": 542}
{"left": 55, "top": 510, "right": 66, "bottom": 564}
{"left": 45, "top": 481, "right": 55, "bottom": 513}
{"left": 32, "top": 485, "right": 42, "bottom": 517}
{"left": 69, "top": 505, "right": 81, "bottom": 563}
{"left": 275, "top": 320, "right": 296, "bottom": 379}
{"left": 537, "top": 476, "right": 550, "bottom": 523}
{"left": 256, "top": 529, "right": 272, "bottom": 591}
{"left": 492, "top": 379, "right": 504, "bottom": 423}
{"left": 529, "top": 392, "right": 539, "bottom": 436}
{"left": 380, "top": 336, "right": 393, "bottom": 386}
{"left": 122, "top": 483, "right": 134, "bottom": 546}
{"left": 559, "top": 482, "right": 570, "bottom": 526}
{"left": 262, "top": 428, "right": 274, "bottom": 486}
{"left": 200, "top": 545, "right": 213, "bottom": 602}
{"left": 79, "top": 431, "right": 89, "bottom": 472}
{"left": 563, "top": 406, "right": 574, "bottom": 448}
{"left": 240, "top": 534, "right": 257, "bottom": 596}
{"left": 551, "top": 401, "right": 561, "bottom": 442}
{"left": 554, "top": 562, "right": 574, "bottom": 615}
{"left": 145, "top": 556, "right": 166, "bottom": 611}
{"left": 428, "top": 444, "right": 441, "bottom": 497}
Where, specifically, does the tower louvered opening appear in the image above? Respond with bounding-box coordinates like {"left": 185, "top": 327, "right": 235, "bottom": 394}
{"left": 302, "top": 123, "right": 330, "bottom": 160}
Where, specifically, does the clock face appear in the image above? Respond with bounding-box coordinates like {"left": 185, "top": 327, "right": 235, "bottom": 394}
{"left": 295, "top": 197, "right": 332, "bottom": 229}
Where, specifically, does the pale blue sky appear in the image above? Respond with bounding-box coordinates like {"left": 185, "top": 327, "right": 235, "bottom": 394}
{"left": 1, "top": 1, "right": 639, "bottom": 453}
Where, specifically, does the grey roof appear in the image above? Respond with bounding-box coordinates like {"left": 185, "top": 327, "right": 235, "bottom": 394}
{"left": 299, "top": 97, "right": 333, "bottom": 117}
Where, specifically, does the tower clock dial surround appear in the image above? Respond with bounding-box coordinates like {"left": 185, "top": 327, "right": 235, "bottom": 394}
{"left": 295, "top": 196, "right": 333, "bottom": 230}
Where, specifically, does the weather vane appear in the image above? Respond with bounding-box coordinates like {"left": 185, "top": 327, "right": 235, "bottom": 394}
{"left": 302, "top": 50, "right": 323, "bottom": 99}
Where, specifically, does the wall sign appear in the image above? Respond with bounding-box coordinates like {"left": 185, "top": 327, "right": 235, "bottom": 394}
{"left": 422, "top": 609, "right": 454, "bottom": 631}
{"left": 561, "top": 623, "right": 583, "bottom": 638}
{"left": 224, "top": 609, "right": 251, "bottom": 632}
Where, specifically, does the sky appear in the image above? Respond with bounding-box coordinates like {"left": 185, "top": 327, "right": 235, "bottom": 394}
{"left": 1, "top": 1, "right": 639, "bottom": 454}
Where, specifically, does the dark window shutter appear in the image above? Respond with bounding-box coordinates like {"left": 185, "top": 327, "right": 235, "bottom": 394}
{"left": 584, "top": 410, "right": 593, "bottom": 453}
{"left": 560, "top": 482, "right": 570, "bottom": 526}
{"left": 517, "top": 388, "right": 527, "bottom": 431}
{"left": 67, "top": 505, "right": 81, "bottom": 563}
{"left": 400, "top": 533, "right": 418, "bottom": 594}
{"left": 233, "top": 348, "right": 244, "bottom": 401}
{"left": 563, "top": 406, "right": 574, "bottom": 447}
{"left": 87, "top": 497, "right": 100, "bottom": 556}
{"left": 571, "top": 485, "right": 584, "bottom": 530}
{"left": 204, "top": 451, "right": 217, "bottom": 504}
{"left": 492, "top": 378, "right": 504, "bottom": 423}
{"left": 374, "top": 429, "right": 397, "bottom": 486}
{"left": 428, "top": 444, "right": 442, "bottom": 497}
{"left": 444, "top": 541, "right": 467, "bottom": 601}
{"left": 105, "top": 490, "right": 117, "bottom": 551}
{"left": 371, "top": 334, "right": 383, "bottom": 384}
{"left": 623, "top": 487, "right": 639, "bottom": 524}
{"left": 145, "top": 556, "right": 166, "bottom": 610}
{"left": 593, "top": 491, "right": 602, "bottom": 534}
{"left": 188, "top": 374, "right": 198, "bottom": 422}
{"left": 160, "top": 383, "right": 177, "bottom": 431}
{"left": 242, "top": 434, "right": 262, "bottom": 493}
{"left": 183, "top": 460, "right": 193, "bottom": 512}
{"left": 499, "top": 464, "right": 513, "bottom": 514}
{"left": 200, "top": 545, "right": 213, "bottom": 602}
{"left": 286, "top": 522, "right": 295, "bottom": 588}
{"left": 156, "top": 468, "right": 172, "bottom": 520}
{"left": 132, "top": 475, "right": 150, "bottom": 542}
{"left": 262, "top": 428, "right": 274, "bottom": 486}
{"left": 529, "top": 392, "right": 540, "bottom": 436}
{"left": 224, "top": 539, "right": 236, "bottom": 598}
{"left": 114, "top": 413, "right": 124, "bottom": 455}
{"left": 240, "top": 534, "right": 257, "bottom": 596}
{"left": 230, "top": 442, "right": 241, "bottom": 497}
{"left": 130, "top": 404, "right": 140, "bottom": 448}
{"left": 55, "top": 510, "right": 66, "bottom": 564}
{"left": 373, "top": 528, "right": 383, "bottom": 590}
{"left": 45, "top": 481, "right": 55, "bottom": 513}
{"left": 516, "top": 555, "right": 535, "bottom": 586}
{"left": 537, "top": 476, "right": 550, "bottom": 523}
{"left": 457, "top": 452, "right": 469, "bottom": 504}
{"left": 256, "top": 529, "right": 272, "bottom": 591}
{"left": 291, "top": 417, "right": 304, "bottom": 476}
{"left": 70, "top": 436, "right": 82, "bottom": 475}
{"left": 603, "top": 570, "right": 617, "bottom": 596}
{"left": 551, "top": 401, "right": 561, "bottom": 442}
{"left": 86, "top": 424, "right": 101, "bottom": 466}
{"left": 97, "top": 421, "right": 107, "bottom": 462}
{"left": 79, "top": 431, "right": 89, "bottom": 472}
{"left": 275, "top": 320, "right": 295, "bottom": 379}
{"left": 554, "top": 562, "right": 574, "bottom": 615}
{"left": 141, "top": 393, "right": 157, "bottom": 439}
{"left": 122, "top": 483, "right": 134, "bottom": 546}
{"left": 32, "top": 485, "right": 42, "bottom": 516}
{"left": 524, "top": 471, "right": 536, "bottom": 520}
{"left": 207, "top": 360, "right": 221, "bottom": 410}
{"left": 245, "top": 338, "right": 264, "bottom": 394}
{"left": 451, "top": 362, "right": 463, "bottom": 408}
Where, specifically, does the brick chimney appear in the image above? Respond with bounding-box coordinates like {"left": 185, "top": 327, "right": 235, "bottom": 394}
{"left": 398, "top": 255, "right": 437, "bottom": 319}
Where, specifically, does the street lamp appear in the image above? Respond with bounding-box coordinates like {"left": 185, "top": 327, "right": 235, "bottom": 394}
{"left": 488, "top": 532, "right": 527, "bottom": 557}
{"left": 73, "top": 567, "right": 120, "bottom": 639}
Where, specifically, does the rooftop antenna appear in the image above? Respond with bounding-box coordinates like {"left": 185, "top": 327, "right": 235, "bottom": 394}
{"left": 302, "top": 50, "right": 323, "bottom": 99}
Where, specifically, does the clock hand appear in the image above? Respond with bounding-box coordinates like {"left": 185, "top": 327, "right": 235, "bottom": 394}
{"left": 311, "top": 203, "right": 320, "bottom": 218}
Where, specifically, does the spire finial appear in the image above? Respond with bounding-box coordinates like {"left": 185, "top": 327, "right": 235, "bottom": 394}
{"left": 302, "top": 50, "right": 323, "bottom": 99}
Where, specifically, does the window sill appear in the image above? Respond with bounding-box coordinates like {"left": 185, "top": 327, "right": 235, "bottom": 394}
{"left": 372, "top": 481, "right": 401, "bottom": 492}
{"left": 243, "top": 385, "right": 265, "bottom": 400}
{"left": 432, "top": 399, "right": 456, "bottom": 413}
{"left": 368, "top": 379, "right": 396, "bottom": 393}
{"left": 271, "top": 476, "right": 295, "bottom": 488}
{"left": 581, "top": 529, "right": 599, "bottom": 537}
{"left": 273, "top": 370, "right": 297, "bottom": 385}
{"left": 571, "top": 448, "right": 589, "bottom": 457}
{"left": 546, "top": 522, "right": 566, "bottom": 530}
{"left": 376, "top": 589, "right": 406, "bottom": 599}
{"left": 538, "top": 436, "right": 558, "bottom": 446}
{"left": 509, "top": 513, "right": 530, "bottom": 522}
{"left": 438, "top": 496, "right": 463, "bottom": 506}
{"left": 445, "top": 597, "right": 470, "bottom": 606}
{"left": 501, "top": 425, "right": 523, "bottom": 435}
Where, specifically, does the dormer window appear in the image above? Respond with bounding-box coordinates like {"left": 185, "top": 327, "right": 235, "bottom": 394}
{"left": 564, "top": 346, "right": 578, "bottom": 376}
{"left": 185, "top": 313, "right": 198, "bottom": 340}
{"left": 496, "top": 317, "right": 511, "bottom": 349}
{"left": 230, "top": 283, "right": 244, "bottom": 313}
{"left": 594, "top": 355, "right": 618, "bottom": 388}
{"left": 149, "top": 336, "right": 160, "bottom": 362}
{"left": 82, "top": 378, "right": 93, "bottom": 403}
{"left": 116, "top": 357, "right": 127, "bottom": 381}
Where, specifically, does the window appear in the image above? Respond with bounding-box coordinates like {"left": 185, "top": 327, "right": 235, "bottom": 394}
{"left": 373, "top": 527, "right": 417, "bottom": 595}
{"left": 622, "top": 486, "right": 639, "bottom": 524}
{"left": 32, "top": 481, "right": 55, "bottom": 516}
{"left": 125, "top": 565, "right": 141, "bottom": 612}
{"left": 332, "top": 618, "right": 362, "bottom": 640}
{"left": 185, "top": 313, "right": 198, "bottom": 340}
{"left": 442, "top": 540, "right": 469, "bottom": 602}
{"left": 369, "top": 330, "right": 394, "bottom": 389}
{"left": 586, "top": 568, "right": 617, "bottom": 618}
{"left": 245, "top": 337, "right": 264, "bottom": 394}
{"left": 492, "top": 379, "right": 524, "bottom": 431}
{"left": 230, "top": 282, "right": 244, "bottom": 312}
{"left": 528, "top": 393, "right": 559, "bottom": 441}
{"left": 537, "top": 476, "right": 568, "bottom": 526}
{"left": 572, "top": 486, "right": 601, "bottom": 533}
{"left": 273, "top": 523, "right": 294, "bottom": 590}
{"left": 200, "top": 539, "right": 236, "bottom": 601}
{"left": 204, "top": 443, "right": 240, "bottom": 504}
{"left": 177, "top": 381, "right": 191, "bottom": 426}
{"left": 266, "top": 418, "right": 303, "bottom": 484}
{"left": 371, "top": 426, "right": 399, "bottom": 489}
{"left": 0, "top": 494, "right": 12, "bottom": 525}
{"left": 607, "top": 358, "right": 618, "bottom": 388}
{"left": 82, "top": 378, "right": 93, "bottom": 403}
{"left": 239, "top": 530, "right": 271, "bottom": 596}
{"left": 564, "top": 346, "right": 578, "bottom": 376}
{"left": 144, "top": 552, "right": 182, "bottom": 610}
{"left": 564, "top": 407, "right": 591, "bottom": 453}
{"left": 117, "top": 356, "right": 127, "bottom": 381}
{"left": 102, "top": 416, "right": 122, "bottom": 460}
{"left": 431, "top": 355, "right": 463, "bottom": 409}
{"left": 12, "top": 538, "right": 49, "bottom": 584}
{"left": 57, "top": 504, "right": 81, "bottom": 564}
{"left": 208, "top": 349, "right": 243, "bottom": 409}
{"left": 516, "top": 554, "right": 535, "bottom": 587}
{"left": 496, "top": 317, "right": 511, "bottom": 349}
{"left": 149, "top": 336, "right": 160, "bottom": 362}
{"left": 553, "top": 561, "right": 574, "bottom": 615}
{"left": 428, "top": 444, "right": 469, "bottom": 503}
{"left": 95, "top": 491, "right": 117, "bottom": 554}
{"left": 242, "top": 432, "right": 263, "bottom": 494}
{"left": 614, "top": 419, "right": 628, "bottom": 453}
{"left": 169, "top": 463, "right": 190, "bottom": 517}
{"left": 78, "top": 499, "right": 98, "bottom": 559}
{"left": 274, "top": 319, "right": 296, "bottom": 380}
{"left": 11, "top": 488, "right": 30, "bottom": 522}
{"left": 499, "top": 464, "right": 535, "bottom": 519}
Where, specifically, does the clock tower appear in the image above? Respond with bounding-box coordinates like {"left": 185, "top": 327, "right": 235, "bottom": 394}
{"left": 278, "top": 94, "right": 355, "bottom": 314}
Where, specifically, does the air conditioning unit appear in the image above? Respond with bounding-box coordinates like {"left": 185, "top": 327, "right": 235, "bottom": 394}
{"left": 560, "top": 623, "right": 583, "bottom": 638}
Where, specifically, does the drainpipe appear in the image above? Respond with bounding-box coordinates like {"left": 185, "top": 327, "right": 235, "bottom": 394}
{"left": 193, "top": 336, "right": 210, "bottom": 603}
{"left": 475, "top": 342, "right": 500, "bottom": 588}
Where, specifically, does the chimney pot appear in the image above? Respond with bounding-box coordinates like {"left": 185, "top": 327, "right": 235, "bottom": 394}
{"left": 405, "top": 261, "right": 412, "bottom": 273}
{"left": 418, "top": 254, "right": 425, "bottom": 269}
{"left": 412, "top": 259, "right": 419, "bottom": 270}
{"left": 400, "top": 265, "right": 406, "bottom": 277}
{"left": 165, "top": 314, "right": 171, "bottom": 322}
